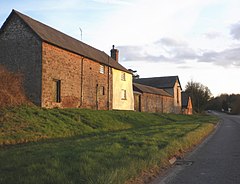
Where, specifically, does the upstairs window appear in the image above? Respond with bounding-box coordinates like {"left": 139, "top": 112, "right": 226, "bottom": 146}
{"left": 100, "top": 65, "right": 105, "bottom": 74}
{"left": 53, "top": 79, "right": 61, "bottom": 103}
{"left": 121, "top": 89, "right": 127, "bottom": 100}
{"left": 121, "top": 72, "right": 126, "bottom": 81}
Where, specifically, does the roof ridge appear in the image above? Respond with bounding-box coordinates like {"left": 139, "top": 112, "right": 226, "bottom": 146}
{"left": 137, "top": 75, "right": 178, "bottom": 79}
{"left": 8, "top": 9, "right": 130, "bottom": 73}
{"left": 133, "top": 82, "right": 172, "bottom": 97}
{"left": 12, "top": 9, "right": 102, "bottom": 54}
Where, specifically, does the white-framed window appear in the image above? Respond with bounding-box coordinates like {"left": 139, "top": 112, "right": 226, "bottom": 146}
{"left": 121, "top": 89, "right": 127, "bottom": 100}
{"left": 121, "top": 72, "right": 126, "bottom": 81}
{"left": 100, "top": 64, "right": 105, "bottom": 74}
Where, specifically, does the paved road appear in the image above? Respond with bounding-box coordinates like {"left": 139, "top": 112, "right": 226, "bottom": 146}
{"left": 152, "top": 112, "right": 240, "bottom": 184}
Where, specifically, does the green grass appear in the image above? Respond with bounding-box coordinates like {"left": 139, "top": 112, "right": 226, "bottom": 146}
{"left": 0, "top": 106, "right": 218, "bottom": 184}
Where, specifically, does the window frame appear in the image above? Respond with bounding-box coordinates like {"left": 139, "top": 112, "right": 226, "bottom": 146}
{"left": 100, "top": 64, "right": 105, "bottom": 74}
{"left": 100, "top": 86, "right": 105, "bottom": 95}
{"left": 121, "top": 72, "right": 126, "bottom": 81}
{"left": 53, "top": 79, "right": 61, "bottom": 103}
{"left": 121, "top": 89, "right": 127, "bottom": 100}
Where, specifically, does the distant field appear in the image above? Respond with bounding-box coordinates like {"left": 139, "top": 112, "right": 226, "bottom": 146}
{"left": 0, "top": 106, "right": 218, "bottom": 184}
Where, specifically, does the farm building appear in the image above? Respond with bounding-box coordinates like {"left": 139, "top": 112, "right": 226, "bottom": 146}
{"left": 134, "top": 76, "right": 182, "bottom": 114}
{"left": 133, "top": 83, "right": 174, "bottom": 113}
{"left": 0, "top": 10, "right": 134, "bottom": 110}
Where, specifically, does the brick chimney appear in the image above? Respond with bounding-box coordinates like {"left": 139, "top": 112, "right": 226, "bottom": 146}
{"left": 110, "top": 45, "right": 119, "bottom": 62}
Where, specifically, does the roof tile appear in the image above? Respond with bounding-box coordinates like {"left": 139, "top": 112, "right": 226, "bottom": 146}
{"left": 8, "top": 10, "right": 130, "bottom": 73}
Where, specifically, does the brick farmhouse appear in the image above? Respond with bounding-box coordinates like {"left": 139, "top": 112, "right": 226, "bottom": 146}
{"left": 0, "top": 10, "right": 134, "bottom": 110}
{"left": 0, "top": 10, "right": 192, "bottom": 114}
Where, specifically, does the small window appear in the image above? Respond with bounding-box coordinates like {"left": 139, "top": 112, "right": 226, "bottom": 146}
{"left": 121, "top": 89, "right": 127, "bottom": 100}
{"left": 100, "top": 86, "right": 105, "bottom": 95}
{"left": 177, "top": 88, "right": 180, "bottom": 104}
{"left": 100, "top": 65, "right": 105, "bottom": 74}
{"left": 121, "top": 72, "right": 126, "bottom": 81}
{"left": 53, "top": 79, "right": 61, "bottom": 103}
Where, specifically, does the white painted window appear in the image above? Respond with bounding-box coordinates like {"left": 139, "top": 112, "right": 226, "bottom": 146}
{"left": 100, "top": 65, "right": 105, "bottom": 74}
{"left": 121, "top": 72, "right": 126, "bottom": 81}
{"left": 121, "top": 89, "right": 127, "bottom": 100}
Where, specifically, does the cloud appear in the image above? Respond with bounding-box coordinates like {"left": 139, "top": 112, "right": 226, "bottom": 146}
{"left": 198, "top": 48, "right": 240, "bottom": 66}
{"left": 156, "top": 38, "right": 197, "bottom": 60}
{"left": 118, "top": 37, "right": 198, "bottom": 63}
{"left": 203, "top": 31, "right": 222, "bottom": 40}
{"left": 230, "top": 21, "right": 240, "bottom": 40}
{"left": 92, "top": 0, "right": 133, "bottom": 5}
{"left": 118, "top": 45, "right": 168, "bottom": 62}
{"left": 118, "top": 37, "right": 240, "bottom": 67}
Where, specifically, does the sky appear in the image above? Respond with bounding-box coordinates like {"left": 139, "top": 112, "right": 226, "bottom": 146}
{"left": 0, "top": 0, "right": 240, "bottom": 97}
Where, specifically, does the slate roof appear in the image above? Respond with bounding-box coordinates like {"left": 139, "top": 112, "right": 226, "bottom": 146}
{"left": 134, "top": 76, "right": 182, "bottom": 90}
{"left": 1, "top": 10, "right": 130, "bottom": 73}
{"left": 181, "top": 92, "right": 190, "bottom": 108}
{"left": 133, "top": 83, "right": 172, "bottom": 97}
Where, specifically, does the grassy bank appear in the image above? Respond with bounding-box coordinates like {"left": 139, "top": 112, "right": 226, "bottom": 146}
{"left": 0, "top": 106, "right": 218, "bottom": 184}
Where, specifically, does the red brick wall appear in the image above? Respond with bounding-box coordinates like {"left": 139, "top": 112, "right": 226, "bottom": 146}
{"left": 41, "top": 42, "right": 112, "bottom": 109}
{"left": 141, "top": 93, "right": 163, "bottom": 113}
{"left": 81, "top": 57, "right": 112, "bottom": 110}
{"left": 162, "top": 96, "right": 174, "bottom": 113}
{"left": 135, "top": 92, "right": 174, "bottom": 113}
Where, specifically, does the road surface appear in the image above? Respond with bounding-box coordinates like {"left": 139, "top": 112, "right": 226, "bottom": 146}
{"left": 151, "top": 112, "right": 240, "bottom": 184}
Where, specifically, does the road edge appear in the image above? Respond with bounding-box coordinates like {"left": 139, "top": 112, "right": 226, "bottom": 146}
{"left": 150, "top": 120, "right": 221, "bottom": 184}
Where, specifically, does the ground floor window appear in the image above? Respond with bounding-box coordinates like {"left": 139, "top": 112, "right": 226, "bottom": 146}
{"left": 100, "top": 86, "right": 105, "bottom": 95}
{"left": 121, "top": 89, "right": 127, "bottom": 100}
{"left": 53, "top": 79, "right": 61, "bottom": 103}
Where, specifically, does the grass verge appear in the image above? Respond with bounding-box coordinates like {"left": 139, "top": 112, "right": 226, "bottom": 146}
{"left": 0, "top": 106, "right": 218, "bottom": 184}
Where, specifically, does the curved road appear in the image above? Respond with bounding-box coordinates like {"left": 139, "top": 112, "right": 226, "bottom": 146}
{"left": 152, "top": 112, "right": 240, "bottom": 184}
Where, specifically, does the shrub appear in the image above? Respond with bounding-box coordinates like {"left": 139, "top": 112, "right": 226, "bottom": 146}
{"left": 0, "top": 66, "right": 29, "bottom": 107}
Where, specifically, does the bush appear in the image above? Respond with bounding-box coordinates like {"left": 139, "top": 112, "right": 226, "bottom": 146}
{"left": 0, "top": 66, "right": 29, "bottom": 107}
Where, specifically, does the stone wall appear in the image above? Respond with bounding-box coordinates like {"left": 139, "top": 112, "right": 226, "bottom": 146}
{"left": 162, "top": 95, "right": 174, "bottom": 113}
{"left": 0, "top": 13, "right": 112, "bottom": 109}
{"left": 141, "top": 93, "right": 163, "bottom": 113}
{"left": 0, "top": 13, "right": 42, "bottom": 105}
{"left": 41, "top": 42, "right": 112, "bottom": 109}
{"left": 134, "top": 92, "right": 174, "bottom": 113}
{"left": 81, "top": 56, "right": 112, "bottom": 110}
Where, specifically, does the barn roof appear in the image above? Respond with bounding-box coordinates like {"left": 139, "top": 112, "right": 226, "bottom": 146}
{"left": 133, "top": 83, "right": 172, "bottom": 97}
{"left": 1, "top": 10, "right": 130, "bottom": 73}
{"left": 134, "top": 76, "right": 182, "bottom": 90}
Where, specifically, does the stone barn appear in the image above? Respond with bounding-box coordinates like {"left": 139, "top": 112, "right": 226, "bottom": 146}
{"left": 134, "top": 76, "right": 182, "bottom": 114}
{"left": 133, "top": 83, "right": 174, "bottom": 113}
{"left": 0, "top": 10, "right": 134, "bottom": 110}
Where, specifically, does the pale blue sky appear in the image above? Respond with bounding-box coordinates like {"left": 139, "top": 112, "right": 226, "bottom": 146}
{"left": 1, "top": 0, "right": 240, "bottom": 96}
